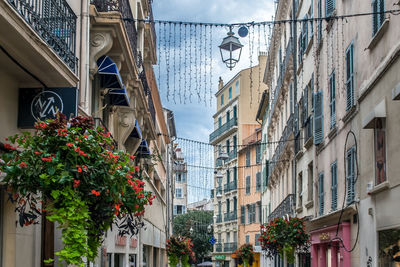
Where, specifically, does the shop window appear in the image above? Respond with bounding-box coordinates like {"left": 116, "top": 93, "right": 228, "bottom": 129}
{"left": 379, "top": 227, "right": 400, "bottom": 266}
{"left": 375, "top": 118, "right": 386, "bottom": 185}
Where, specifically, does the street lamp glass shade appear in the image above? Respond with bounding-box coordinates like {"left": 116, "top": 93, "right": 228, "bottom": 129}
{"left": 219, "top": 31, "right": 243, "bottom": 70}
{"left": 215, "top": 171, "right": 223, "bottom": 179}
{"left": 189, "top": 227, "right": 194, "bottom": 235}
{"left": 207, "top": 224, "right": 212, "bottom": 234}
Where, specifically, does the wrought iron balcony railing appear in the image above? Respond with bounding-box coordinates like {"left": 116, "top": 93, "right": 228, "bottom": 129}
{"left": 91, "top": 0, "right": 140, "bottom": 68}
{"left": 7, "top": 0, "right": 77, "bottom": 72}
{"left": 229, "top": 180, "right": 237, "bottom": 191}
{"left": 174, "top": 163, "right": 187, "bottom": 172}
{"left": 268, "top": 194, "right": 295, "bottom": 221}
{"left": 230, "top": 210, "right": 237, "bottom": 221}
{"left": 268, "top": 114, "right": 293, "bottom": 179}
{"left": 224, "top": 242, "right": 237, "bottom": 252}
{"left": 216, "top": 159, "right": 224, "bottom": 167}
{"left": 216, "top": 186, "right": 222, "bottom": 196}
{"left": 224, "top": 184, "right": 229, "bottom": 193}
{"left": 216, "top": 242, "right": 222, "bottom": 252}
{"left": 209, "top": 117, "right": 238, "bottom": 143}
{"left": 216, "top": 214, "right": 222, "bottom": 223}
{"left": 224, "top": 212, "right": 230, "bottom": 222}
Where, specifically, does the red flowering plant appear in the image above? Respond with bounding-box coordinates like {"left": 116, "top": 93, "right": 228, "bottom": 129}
{"left": 233, "top": 243, "right": 255, "bottom": 267}
{"left": 0, "top": 114, "right": 154, "bottom": 266}
{"left": 166, "top": 235, "right": 195, "bottom": 267}
{"left": 258, "top": 217, "right": 310, "bottom": 264}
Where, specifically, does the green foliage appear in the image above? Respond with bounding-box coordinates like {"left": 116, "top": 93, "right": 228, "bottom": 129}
{"left": 0, "top": 114, "right": 154, "bottom": 266}
{"left": 173, "top": 210, "right": 213, "bottom": 262}
{"left": 166, "top": 235, "right": 194, "bottom": 266}
{"left": 233, "top": 243, "right": 254, "bottom": 266}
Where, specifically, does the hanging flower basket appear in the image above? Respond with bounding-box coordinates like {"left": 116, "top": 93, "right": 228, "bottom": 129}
{"left": 233, "top": 243, "right": 255, "bottom": 267}
{"left": 258, "top": 217, "right": 310, "bottom": 264}
{"left": 166, "top": 235, "right": 195, "bottom": 267}
{"left": 0, "top": 114, "right": 154, "bottom": 266}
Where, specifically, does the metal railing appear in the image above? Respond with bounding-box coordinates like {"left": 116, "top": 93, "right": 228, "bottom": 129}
{"left": 174, "top": 163, "right": 187, "bottom": 172}
{"left": 216, "top": 159, "right": 224, "bottom": 167}
{"left": 268, "top": 114, "right": 293, "bottom": 179}
{"left": 229, "top": 180, "right": 237, "bottom": 191}
{"left": 224, "top": 212, "right": 230, "bottom": 222}
{"left": 216, "top": 214, "right": 222, "bottom": 223}
{"left": 147, "top": 0, "right": 156, "bottom": 49}
{"left": 227, "top": 149, "right": 237, "bottom": 162}
{"left": 209, "top": 117, "right": 238, "bottom": 143}
{"left": 224, "top": 184, "right": 229, "bottom": 193}
{"left": 216, "top": 242, "right": 222, "bottom": 252}
{"left": 268, "top": 194, "right": 295, "bottom": 221}
{"left": 224, "top": 242, "right": 237, "bottom": 252}
{"left": 8, "top": 0, "right": 77, "bottom": 72}
{"left": 230, "top": 210, "right": 237, "bottom": 221}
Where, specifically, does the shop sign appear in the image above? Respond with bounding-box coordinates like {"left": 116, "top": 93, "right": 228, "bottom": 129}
{"left": 215, "top": 255, "right": 226, "bottom": 260}
{"left": 18, "top": 87, "right": 77, "bottom": 128}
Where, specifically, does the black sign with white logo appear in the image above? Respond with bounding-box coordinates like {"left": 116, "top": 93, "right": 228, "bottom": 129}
{"left": 18, "top": 87, "right": 77, "bottom": 128}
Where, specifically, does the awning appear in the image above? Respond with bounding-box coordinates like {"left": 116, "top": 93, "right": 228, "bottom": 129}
{"left": 108, "top": 86, "right": 130, "bottom": 107}
{"left": 97, "top": 55, "right": 124, "bottom": 89}
{"left": 137, "top": 139, "right": 150, "bottom": 156}
{"left": 130, "top": 120, "right": 142, "bottom": 139}
{"left": 97, "top": 55, "right": 130, "bottom": 106}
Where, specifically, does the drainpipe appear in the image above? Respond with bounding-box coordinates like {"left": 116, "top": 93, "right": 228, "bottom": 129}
{"left": 291, "top": 0, "right": 298, "bottom": 209}
{"left": 79, "top": 0, "right": 90, "bottom": 113}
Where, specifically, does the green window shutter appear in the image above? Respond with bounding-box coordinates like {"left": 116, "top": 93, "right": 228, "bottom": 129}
{"left": 313, "top": 91, "right": 324, "bottom": 145}
{"left": 246, "top": 151, "right": 250, "bottom": 166}
{"left": 240, "top": 206, "right": 245, "bottom": 224}
{"left": 326, "top": 0, "right": 335, "bottom": 17}
{"left": 331, "top": 162, "right": 338, "bottom": 211}
{"left": 234, "top": 167, "right": 237, "bottom": 183}
{"left": 246, "top": 176, "right": 251, "bottom": 194}
{"left": 256, "top": 172, "right": 261, "bottom": 192}
{"left": 256, "top": 145, "right": 261, "bottom": 163}
{"left": 227, "top": 170, "right": 230, "bottom": 184}
{"left": 346, "top": 43, "right": 354, "bottom": 111}
{"left": 319, "top": 172, "right": 324, "bottom": 216}
{"left": 265, "top": 160, "right": 270, "bottom": 186}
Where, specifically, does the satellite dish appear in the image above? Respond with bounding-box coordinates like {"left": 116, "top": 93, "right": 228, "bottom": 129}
{"left": 238, "top": 26, "right": 248, "bottom": 38}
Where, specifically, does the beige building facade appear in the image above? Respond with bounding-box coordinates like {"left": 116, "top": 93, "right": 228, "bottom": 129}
{"left": 210, "top": 54, "right": 266, "bottom": 267}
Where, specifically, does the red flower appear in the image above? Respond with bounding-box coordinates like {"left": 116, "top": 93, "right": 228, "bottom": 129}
{"left": 66, "top": 143, "right": 73, "bottom": 148}
{"left": 134, "top": 166, "right": 139, "bottom": 172}
{"left": 41, "top": 156, "right": 53, "bottom": 162}
{"left": 19, "top": 162, "right": 27, "bottom": 167}
{"left": 91, "top": 190, "right": 100, "bottom": 196}
{"left": 34, "top": 151, "right": 42, "bottom": 155}
{"left": 73, "top": 180, "right": 81, "bottom": 188}
{"left": 114, "top": 203, "right": 121, "bottom": 215}
{"left": 126, "top": 174, "right": 132, "bottom": 179}
{"left": 77, "top": 168, "right": 82, "bottom": 173}
{"left": 3, "top": 144, "right": 15, "bottom": 150}
{"left": 83, "top": 165, "right": 88, "bottom": 172}
{"left": 130, "top": 155, "right": 135, "bottom": 160}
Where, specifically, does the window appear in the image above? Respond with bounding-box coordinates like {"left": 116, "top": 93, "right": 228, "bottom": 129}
{"left": 175, "top": 188, "right": 183, "bottom": 198}
{"left": 229, "top": 87, "right": 232, "bottom": 99}
{"left": 255, "top": 234, "right": 261, "bottom": 246}
{"left": 218, "top": 117, "right": 222, "bottom": 128}
{"left": 375, "top": 118, "right": 386, "bottom": 185}
{"left": 240, "top": 206, "right": 245, "bottom": 224}
{"left": 256, "top": 145, "right": 261, "bottom": 163}
{"left": 220, "top": 94, "right": 224, "bottom": 105}
{"left": 246, "top": 176, "right": 251, "bottom": 194}
{"left": 246, "top": 151, "right": 250, "bottom": 167}
{"left": 313, "top": 91, "right": 324, "bottom": 145}
{"left": 226, "top": 199, "right": 230, "bottom": 213}
{"left": 299, "top": 15, "right": 309, "bottom": 61}
{"left": 329, "top": 70, "right": 336, "bottom": 129}
{"left": 372, "top": 0, "right": 385, "bottom": 36}
{"left": 226, "top": 139, "right": 230, "bottom": 154}
{"left": 235, "top": 80, "right": 239, "bottom": 94}
{"left": 245, "top": 235, "right": 249, "bottom": 244}
{"left": 378, "top": 227, "right": 400, "bottom": 266}
{"left": 299, "top": 253, "right": 311, "bottom": 267}
{"left": 250, "top": 204, "right": 256, "bottom": 223}
{"left": 325, "top": 0, "right": 335, "bottom": 17}
{"left": 258, "top": 202, "right": 262, "bottom": 223}
{"left": 247, "top": 205, "right": 251, "bottom": 223}
{"left": 346, "top": 42, "right": 354, "bottom": 111}
{"left": 226, "top": 111, "right": 230, "bottom": 122}
{"left": 226, "top": 169, "right": 230, "bottom": 184}
{"left": 346, "top": 147, "right": 356, "bottom": 204}
{"left": 256, "top": 172, "right": 261, "bottom": 192}
{"left": 174, "top": 205, "right": 186, "bottom": 215}
{"left": 233, "top": 135, "right": 237, "bottom": 152}
{"left": 331, "top": 161, "right": 338, "bottom": 211}
{"left": 176, "top": 172, "right": 186, "bottom": 183}
{"left": 318, "top": 172, "right": 324, "bottom": 216}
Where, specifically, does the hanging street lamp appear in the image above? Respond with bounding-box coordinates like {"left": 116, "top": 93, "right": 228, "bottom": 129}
{"left": 219, "top": 26, "right": 243, "bottom": 70}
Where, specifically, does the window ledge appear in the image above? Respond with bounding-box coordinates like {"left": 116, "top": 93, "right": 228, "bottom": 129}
{"left": 367, "top": 18, "right": 390, "bottom": 50}
{"left": 304, "top": 136, "right": 313, "bottom": 149}
{"left": 305, "top": 200, "right": 314, "bottom": 209}
{"left": 368, "top": 181, "right": 390, "bottom": 195}
{"left": 296, "top": 149, "right": 304, "bottom": 160}
{"left": 328, "top": 126, "right": 337, "bottom": 140}
{"left": 316, "top": 141, "right": 325, "bottom": 155}
{"left": 343, "top": 105, "right": 358, "bottom": 125}
{"left": 296, "top": 206, "right": 303, "bottom": 213}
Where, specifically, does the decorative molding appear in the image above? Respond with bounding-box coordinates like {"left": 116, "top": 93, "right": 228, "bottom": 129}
{"left": 89, "top": 30, "right": 114, "bottom": 76}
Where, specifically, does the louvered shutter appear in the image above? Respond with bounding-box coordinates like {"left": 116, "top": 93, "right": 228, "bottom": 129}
{"left": 173, "top": 205, "right": 177, "bottom": 215}
{"left": 346, "top": 148, "right": 355, "bottom": 204}
{"left": 379, "top": 0, "right": 385, "bottom": 29}
{"left": 313, "top": 91, "right": 324, "bottom": 145}
{"left": 319, "top": 173, "right": 324, "bottom": 216}
{"left": 240, "top": 206, "right": 245, "bottom": 224}
{"left": 265, "top": 160, "right": 270, "bottom": 187}
{"left": 346, "top": 44, "right": 354, "bottom": 111}
{"left": 295, "top": 103, "right": 299, "bottom": 134}
{"left": 329, "top": 72, "right": 336, "bottom": 128}
{"left": 303, "top": 87, "right": 308, "bottom": 126}
{"left": 331, "top": 162, "right": 337, "bottom": 211}
{"left": 326, "top": 0, "right": 335, "bottom": 17}
{"left": 372, "top": 0, "right": 378, "bottom": 34}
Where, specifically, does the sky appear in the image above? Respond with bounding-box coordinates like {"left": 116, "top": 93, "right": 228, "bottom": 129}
{"left": 152, "top": 0, "right": 275, "bottom": 203}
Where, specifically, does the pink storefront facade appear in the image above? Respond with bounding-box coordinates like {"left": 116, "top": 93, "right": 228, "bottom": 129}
{"left": 310, "top": 222, "right": 351, "bottom": 267}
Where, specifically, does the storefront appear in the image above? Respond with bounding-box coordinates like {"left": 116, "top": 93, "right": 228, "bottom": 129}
{"left": 310, "top": 222, "right": 351, "bottom": 267}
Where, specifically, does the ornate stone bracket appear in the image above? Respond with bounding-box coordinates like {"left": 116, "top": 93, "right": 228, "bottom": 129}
{"left": 89, "top": 30, "right": 115, "bottom": 77}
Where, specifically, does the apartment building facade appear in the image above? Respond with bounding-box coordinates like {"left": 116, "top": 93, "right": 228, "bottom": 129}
{"left": 238, "top": 128, "right": 263, "bottom": 267}
{"left": 258, "top": 0, "right": 400, "bottom": 266}
{"left": 210, "top": 54, "right": 267, "bottom": 267}
{"left": 173, "top": 147, "right": 188, "bottom": 217}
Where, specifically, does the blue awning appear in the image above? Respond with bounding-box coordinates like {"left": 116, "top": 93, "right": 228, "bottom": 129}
{"left": 108, "top": 86, "right": 130, "bottom": 107}
{"left": 130, "top": 120, "right": 142, "bottom": 139}
{"left": 137, "top": 139, "right": 150, "bottom": 156}
{"left": 97, "top": 55, "right": 124, "bottom": 89}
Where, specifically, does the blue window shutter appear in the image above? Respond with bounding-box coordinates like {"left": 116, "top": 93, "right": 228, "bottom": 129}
{"left": 346, "top": 43, "right": 354, "bottom": 111}
{"left": 329, "top": 71, "right": 336, "bottom": 128}
{"left": 182, "top": 206, "right": 186, "bottom": 214}
{"left": 173, "top": 205, "right": 177, "bottom": 215}
{"left": 379, "top": 0, "right": 385, "bottom": 28}
{"left": 346, "top": 147, "right": 356, "bottom": 204}
{"left": 246, "top": 176, "right": 251, "bottom": 194}
{"left": 313, "top": 91, "right": 324, "bottom": 145}
{"left": 319, "top": 172, "right": 324, "bottom": 216}
{"left": 331, "top": 162, "right": 337, "bottom": 211}
{"left": 326, "top": 0, "right": 335, "bottom": 17}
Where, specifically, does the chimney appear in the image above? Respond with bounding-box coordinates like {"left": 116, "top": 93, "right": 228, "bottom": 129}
{"left": 218, "top": 77, "right": 224, "bottom": 90}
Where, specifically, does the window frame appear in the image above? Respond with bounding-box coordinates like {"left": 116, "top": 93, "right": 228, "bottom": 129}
{"left": 374, "top": 118, "right": 386, "bottom": 185}
{"left": 346, "top": 42, "right": 354, "bottom": 111}
{"left": 245, "top": 150, "right": 251, "bottom": 167}
{"left": 220, "top": 94, "right": 224, "bottom": 106}
{"left": 229, "top": 87, "right": 232, "bottom": 99}
{"left": 175, "top": 188, "right": 183, "bottom": 199}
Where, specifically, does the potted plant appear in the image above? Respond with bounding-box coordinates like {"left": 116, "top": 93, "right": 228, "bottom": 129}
{"left": 258, "top": 217, "right": 310, "bottom": 264}
{"left": 0, "top": 114, "right": 155, "bottom": 266}
{"left": 166, "top": 235, "right": 195, "bottom": 267}
{"left": 233, "top": 243, "right": 255, "bottom": 267}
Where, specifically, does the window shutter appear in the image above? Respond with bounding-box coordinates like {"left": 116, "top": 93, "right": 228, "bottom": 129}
{"left": 182, "top": 206, "right": 186, "bottom": 214}
{"left": 313, "top": 91, "right": 324, "bottom": 145}
{"left": 372, "top": 0, "right": 378, "bottom": 34}
{"left": 265, "top": 160, "right": 270, "bottom": 187}
{"left": 346, "top": 44, "right": 354, "bottom": 110}
{"left": 379, "top": 0, "right": 385, "bottom": 28}
{"left": 346, "top": 148, "right": 355, "bottom": 204}
{"left": 331, "top": 162, "right": 337, "bottom": 211}
{"left": 329, "top": 72, "right": 336, "bottom": 128}
{"left": 319, "top": 173, "right": 324, "bottom": 216}
{"left": 326, "top": 0, "right": 335, "bottom": 17}
{"left": 241, "top": 206, "right": 245, "bottom": 224}
{"left": 173, "top": 205, "right": 177, "bottom": 215}
{"left": 294, "top": 103, "right": 299, "bottom": 134}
